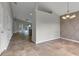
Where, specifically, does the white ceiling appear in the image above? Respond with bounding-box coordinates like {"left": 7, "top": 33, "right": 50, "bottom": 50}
{"left": 11, "top": 2, "right": 79, "bottom": 21}
{"left": 38, "top": 2, "right": 79, "bottom": 15}
{"left": 11, "top": 2, "right": 35, "bottom": 21}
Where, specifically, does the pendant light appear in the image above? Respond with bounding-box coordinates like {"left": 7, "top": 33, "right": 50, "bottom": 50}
{"left": 62, "top": 2, "right": 76, "bottom": 19}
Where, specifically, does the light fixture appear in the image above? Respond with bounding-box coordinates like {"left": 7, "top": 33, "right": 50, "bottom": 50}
{"left": 28, "top": 24, "right": 31, "bottom": 27}
{"left": 62, "top": 16, "right": 66, "bottom": 19}
{"left": 66, "top": 14, "right": 70, "bottom": 18}
{"left": 69, "top": 14, "right": 76, "bottom": 19}
{"left": 62, "top": 2, "right": 76, "bottom": 19}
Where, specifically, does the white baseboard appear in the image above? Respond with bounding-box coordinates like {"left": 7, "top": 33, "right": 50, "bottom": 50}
{"left": 61, "top": 37, "right": 79, "bottom": 43}
{"left": 36, "top": 37, "right": 60, "bottom": 44}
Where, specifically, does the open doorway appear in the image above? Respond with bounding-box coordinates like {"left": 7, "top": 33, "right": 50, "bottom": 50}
{"left": 13, "top": 19, "right": 32, "bottom": 41}
{"left": 10, "top": 2, "right": 34, "bottom": 42}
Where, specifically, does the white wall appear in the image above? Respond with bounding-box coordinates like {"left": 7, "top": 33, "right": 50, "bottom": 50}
{"left": 0, "top": 2, "right": 13, "bottom": 54}
{"left": 36, "top": 10, "right": 60, "bottom": 44}
{"left": 0, "top": 3, "right": 4, "bottom": 54}
{"left": 11, "top": 2, "right": 60, "bottom": 44}
{"left": 31, "top": 4, "right": 36, "bottom": 43}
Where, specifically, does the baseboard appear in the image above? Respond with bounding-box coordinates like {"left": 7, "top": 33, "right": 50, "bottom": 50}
{"left": 61, "top": 37, "right": 79, "bottom": 43}
{"left": 36, "top": 37, "right": 60, "bottom": 44}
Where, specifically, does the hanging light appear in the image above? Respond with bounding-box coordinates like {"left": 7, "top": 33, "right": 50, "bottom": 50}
{"left": 62, "top": 16, "right": 67, "bottom": 19}
{"left": 62, "top": 2, "right": 76, "bottom": 19}
{"left": 70, "top": 14, "right": 76, "bottom": 19}
{"left": 66, "top": 14, "right": 70, "bottom": 18}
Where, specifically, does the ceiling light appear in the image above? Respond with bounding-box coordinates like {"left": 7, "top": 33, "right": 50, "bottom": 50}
{"left": 69, "top": 14, "right": 76, "bottom": 19}
{"left": 62, "top": 16, "right": 67, "bottom": 19}
{"left": 66, "top": 14, "right": 70, "bottom": 18}
{"left": 61, "top": 2, "right": 76, "bottom": 19}
{"left": 71, "top": 14, "right": 76, "bottom": 18}
{"left": 28, "top": 24, "right": 31, "bottom": 27}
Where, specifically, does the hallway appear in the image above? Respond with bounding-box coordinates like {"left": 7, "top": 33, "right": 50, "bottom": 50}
{"left": 1, "top": 34, "right": 79, "bottom": 56}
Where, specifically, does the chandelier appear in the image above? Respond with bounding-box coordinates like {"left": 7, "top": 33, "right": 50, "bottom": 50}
{"left": 61, "top": 2, "right": 76, "bottom": 19}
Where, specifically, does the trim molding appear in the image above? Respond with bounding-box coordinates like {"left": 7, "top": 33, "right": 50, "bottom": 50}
{"left": 36, "top": 37, "right": 60, "bottom": 44}
{"left": 61, "top": 37, "right": 79, "bottom": 43}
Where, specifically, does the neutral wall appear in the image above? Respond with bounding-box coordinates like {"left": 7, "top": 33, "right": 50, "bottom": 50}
{"left": 0, "top": 3, "right": 4, "bottom": 54}
{"left": 60, "top": 11, "right": 79, "bottom": 41}
{"left": 11, "top": 2, "right": 60, "bottom": 44}
{"left": 36, "top": 10, "right": 60, "bottom": 44}
{"left": 0, "top": 2, "right": 13, "bottom": 54}
{"left": 31, "top": 4, "right": 36, "bottom": 43}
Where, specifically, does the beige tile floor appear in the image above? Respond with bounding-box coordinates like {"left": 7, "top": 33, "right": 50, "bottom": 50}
{"left": 1, "top": 34, "right": 79, "bottom": 56}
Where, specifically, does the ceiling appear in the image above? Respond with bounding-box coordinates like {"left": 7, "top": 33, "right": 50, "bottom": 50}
{"left": 38, "top": 2, "right": 79, "bottom": 15}
{"left": 11, "top": 2, "right": 35, "bottom": 22}
{"left": 11, "top": 2, "right": 79, "bottom": 21}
